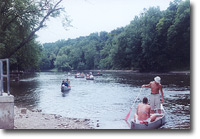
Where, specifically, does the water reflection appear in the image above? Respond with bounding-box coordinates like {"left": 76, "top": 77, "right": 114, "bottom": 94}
{"left": 11, "top": 71, "right": 190, "bottom": 129}
{"left": 62, "top": 91, "right": 71, "bottom": 97}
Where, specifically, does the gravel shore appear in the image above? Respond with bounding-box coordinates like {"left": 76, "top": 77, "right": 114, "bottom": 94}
{"left": 14, "top": 106, "right": 93, "bottom": 129}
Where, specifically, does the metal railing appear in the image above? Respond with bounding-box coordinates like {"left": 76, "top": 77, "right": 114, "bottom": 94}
{"left": 0, "top": 59, "right": 10, "bottom": 96}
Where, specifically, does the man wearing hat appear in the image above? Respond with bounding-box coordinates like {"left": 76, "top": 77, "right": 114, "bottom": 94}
{"left": 142, "top": 76, "right": 164, "bottom": 114}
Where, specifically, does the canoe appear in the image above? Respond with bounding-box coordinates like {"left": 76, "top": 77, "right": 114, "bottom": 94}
{"left": 93, "top": 73, "right": 103, "bottom": 76}
{"left": 61, "top": 85, "right": 71, "bottom": 92}
{"left": 130, "top": 104, "right": 166, "bottom": 129}
{"left": 75, "top": 75, "right": 85, "bottom": 78}
{"left": 86, "top": 77, "right": 94, "bottom": 80}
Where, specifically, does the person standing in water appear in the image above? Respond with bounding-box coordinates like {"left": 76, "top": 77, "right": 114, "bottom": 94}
{"left": 142, "top": 76, "right": 164, "bottom": 114}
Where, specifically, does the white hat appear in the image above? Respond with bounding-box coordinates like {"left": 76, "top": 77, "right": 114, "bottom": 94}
{"left": 154, "top": 76, "right": 161, "bottom": 83}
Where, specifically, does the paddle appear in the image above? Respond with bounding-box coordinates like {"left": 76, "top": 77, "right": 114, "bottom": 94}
{"left": 125, "top": 88, "right": 143, "bottom": 121}
{"left": 160, "top": 103, "right": 165, "bottom": 113}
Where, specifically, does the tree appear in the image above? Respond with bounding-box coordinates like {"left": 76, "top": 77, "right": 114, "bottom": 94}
{"left": 40, "top": 0, "right": 190, "bottom": 72}
{"left": 0, "top": 0, "right": 70, "bottom": 71}
{"left": 167, "top": 0, "right": 190, "bottom": 69}
{"left": 54, "top": 55, "right": 71, "bottom": 71}
{"left": 155, "top": 0, "right": 181, "bottom": 71}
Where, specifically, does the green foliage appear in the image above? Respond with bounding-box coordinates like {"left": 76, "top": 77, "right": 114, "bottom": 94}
{"left": 41, "top": 0, "right": 190, "bottom": 72}
{"left": 0, "top": 0, "right": 68, "bottom": 71}
{"left": 54, "top": 55, "right": 71, "bottom": 71}
{"left": 167, "top": 0, "right": 190, "bottom": 69}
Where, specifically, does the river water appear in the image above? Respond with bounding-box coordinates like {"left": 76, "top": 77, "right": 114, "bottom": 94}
{"left": 11, "top": 71, "right": 190, "bottom": 129}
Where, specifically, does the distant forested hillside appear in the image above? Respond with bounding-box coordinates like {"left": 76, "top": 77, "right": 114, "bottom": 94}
{"left": 40, "top": 0, "right": 190, "bottom": 72}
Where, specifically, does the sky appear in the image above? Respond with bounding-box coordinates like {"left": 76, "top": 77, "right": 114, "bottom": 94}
{"left": 36, "top": 0, "right": 174, "bottom": 44}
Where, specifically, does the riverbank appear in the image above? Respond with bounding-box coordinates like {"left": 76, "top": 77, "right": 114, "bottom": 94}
{"left": 45, "top": 69, "right": 190, "bottom": 74}
{"left": 14, "top": 106, "right": 93, "bottom": 129}
{"left": 168, "top": 70, "right": 190, "bottom": 75}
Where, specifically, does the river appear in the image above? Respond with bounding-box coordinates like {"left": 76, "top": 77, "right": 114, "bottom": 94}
{"left": 11, "top": 71, "right": 190, "bottom": 129}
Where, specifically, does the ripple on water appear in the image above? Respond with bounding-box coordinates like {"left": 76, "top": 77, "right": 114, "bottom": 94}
{"left": 13, "top": 72, "right": 190, "bottom": 129}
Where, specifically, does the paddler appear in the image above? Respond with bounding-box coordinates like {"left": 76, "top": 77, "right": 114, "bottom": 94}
{"left": 66, "top": 78, "right": 70, "bottom": 87}
{"left": 142, "top": 76, "right": 164, "bottom": 114}
{"left": 134, "top": 97, "right": 156, "bottom": 123}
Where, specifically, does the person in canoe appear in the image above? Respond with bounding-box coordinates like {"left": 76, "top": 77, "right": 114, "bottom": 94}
{"left": 62, "top": 80, "right": 65, "bottom": 85}
{"left": 81, "top": 72, "right": 85, "bottom": 76}
{"left": 89, "top": 74, "right": 94, "bottom": 79}
{"left": 61, "top": 79, "right": 70, "bottom": 87}
{"left": 134, "top": 97, "right": 157, "bottom": 124}
{"left": 75, "top": 72, "right": 80, "bottom": 78}
{"left": 65, "top": 78, "right": 70, "bottom": 87}
{"left": 141, "top": 76, "right": 164, "bottom": 114}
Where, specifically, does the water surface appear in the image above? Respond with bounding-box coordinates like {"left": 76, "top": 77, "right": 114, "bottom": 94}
{"left": 11, "top": 71, "right": 190, "bottom": 129}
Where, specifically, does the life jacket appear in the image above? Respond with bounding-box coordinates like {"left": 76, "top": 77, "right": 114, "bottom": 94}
{"left": 64, "top": 82, "right": 68, "bottom": 86}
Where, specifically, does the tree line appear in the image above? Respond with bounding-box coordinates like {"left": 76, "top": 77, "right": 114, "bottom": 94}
{"left": 41, "top": 0, "right": 190, "bottom": 72}
{"left": 0, "top": 0, "right": 190, "bottom": 72}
